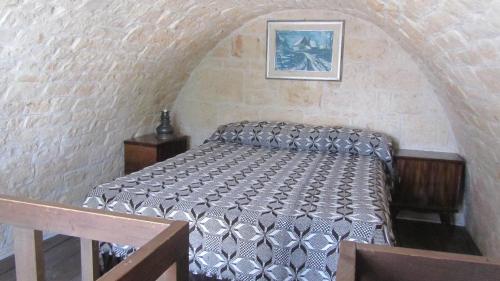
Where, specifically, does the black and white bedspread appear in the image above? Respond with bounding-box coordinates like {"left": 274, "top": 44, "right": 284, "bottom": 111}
{"left": 84, "top": 121, "right": 394, "bottom": 281}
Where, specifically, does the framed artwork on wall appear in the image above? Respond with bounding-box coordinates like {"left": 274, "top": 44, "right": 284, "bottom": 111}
{"left": 266, "top": 20, "right": 345, "bottom": 81}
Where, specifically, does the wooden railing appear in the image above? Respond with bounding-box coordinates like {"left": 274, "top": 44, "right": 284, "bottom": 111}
{"left": 337, "top": 241, "right": 500, "bottom": 281}
{"left": 0, "top": 195, "right": 189, "bottom": 281}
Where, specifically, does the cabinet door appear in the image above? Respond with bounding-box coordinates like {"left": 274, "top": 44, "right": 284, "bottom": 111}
{"left": 125, "top": 145, "right": 157, "bottom": 174}
{"left": 157, "top": 139, "right": 187, "bottom": 161}
{"left": 395, "top": 159, "right": 463, "bottom": 211}
{"left": 395, "top": 159, "right": 431, "bottom": 208}
{"left": 430, "top": 161, "right": 463, "bottom": 210}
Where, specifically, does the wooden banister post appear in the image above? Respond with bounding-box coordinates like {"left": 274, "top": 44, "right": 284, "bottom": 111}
{"left": 81, "top": 238, "right": 100, "bottom": 281}
{"left": 155, "top": 266, "right": 174, "bottom": 281}
{"left": 13, "top": 227, "right": 45, "bottom": 281}
{"left": 336, "top": 241, "right": 356, "bottom": 281}
{"left": 176, "top": 254, "right": 189, "bottom": 281}
{"left": 175, "top": 223, "right": 189, "bottom": 281}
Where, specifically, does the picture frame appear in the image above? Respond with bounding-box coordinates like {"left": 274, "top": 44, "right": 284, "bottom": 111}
{"left": 266, "top": 20, "right": 345, "bottom": 81}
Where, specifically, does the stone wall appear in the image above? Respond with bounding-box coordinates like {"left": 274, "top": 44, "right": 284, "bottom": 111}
{"left": 0, "top": 0, "right": 499, "bottom": 259}
{"left": 173, "top": 10, "right": 458, "bottom": 156}
{"left": 0, "top": 0, "right": 172, "bottom": 259}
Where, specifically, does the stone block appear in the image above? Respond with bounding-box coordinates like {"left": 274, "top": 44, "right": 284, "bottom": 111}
{"left": 231, "top": 34, "right": 264, "bottom": 59}
{"left": 302, "top": 112, "right": 351, "bottom": 127}
{"left": 476, "top": 67, "right": 500, "bottom": 92}
{"left": 258, "top": 108, "right": 304, "bottom": 123}
{"left": 281, "top": 81, "right": 322, "bottom": 107}
{"left": 199, "top": 69, "right": 244, "bottom": 102}
{"left": 344, "top": 38, "right": 389, "bottom": 62}
{"left": 216, "top": 104, "right": 256, "bottom": 125}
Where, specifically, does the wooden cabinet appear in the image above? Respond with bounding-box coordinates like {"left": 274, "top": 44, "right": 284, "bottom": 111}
{"left": 392, "top": 149, "right": 465, "bottom": 224}
{"left": 124, "top": 134, "right": 188, "bottom": 174}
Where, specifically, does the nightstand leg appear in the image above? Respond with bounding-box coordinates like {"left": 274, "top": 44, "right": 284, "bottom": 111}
{"left": 390, "top": 206, "right": 400, "bottom": 220}
{"left": 440, "top": 212, "right": 453, "bottom": 225}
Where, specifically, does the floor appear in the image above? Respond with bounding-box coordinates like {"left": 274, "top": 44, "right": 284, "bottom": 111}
{"left": 0, "top": 236, "right": 81, "bottom": 281}
{"left": 0, "top": 219, "right": 481, "bottom": 280}
{"left": 393, "top": 219, "right": 481, "bottom": 255}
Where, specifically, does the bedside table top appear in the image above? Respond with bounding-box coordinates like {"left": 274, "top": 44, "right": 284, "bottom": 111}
{"left": 396, "top": 149, "right": 464, "bottom": 163}
{"left": 124, "top": 134, "right": 187, "bottom": 147}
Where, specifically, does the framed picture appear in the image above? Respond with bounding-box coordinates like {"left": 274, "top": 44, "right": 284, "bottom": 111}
{"left": 266, "top": 20, "right": 345, "bottom": 81}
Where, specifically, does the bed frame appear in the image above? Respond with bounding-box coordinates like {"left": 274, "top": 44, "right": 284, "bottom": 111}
{"left": 0, "top": 195, "right": 189, "bottom": 281}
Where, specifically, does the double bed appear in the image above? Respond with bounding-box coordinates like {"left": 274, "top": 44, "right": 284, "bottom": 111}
{"left": 83, "top": 121, "right": 394, "bottom": 281}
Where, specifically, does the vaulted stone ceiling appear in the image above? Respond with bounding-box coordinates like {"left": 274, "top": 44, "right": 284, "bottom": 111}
{"left": 0, "top": 0, "right": 498, "bottom": 257}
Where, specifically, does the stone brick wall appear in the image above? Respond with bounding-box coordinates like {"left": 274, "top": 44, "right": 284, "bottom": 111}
{"left": 0, "top": 0, "right": 499, "bottom": 259}
{"left": 173, "top": 10, "right": 458, "bottom": 156}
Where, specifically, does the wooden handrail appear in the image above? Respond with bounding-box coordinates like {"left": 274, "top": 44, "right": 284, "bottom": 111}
{"left": 0, "top": 195, "right": 169, "bottom": 246}
{"left": 336, "top": 241, "right": 500, "bottom": 281}
{"left": 0, "top": 195, "right": 189, "bottom": 281}
{"left": 101, "top": 223, "right": 188, "bottom": 281}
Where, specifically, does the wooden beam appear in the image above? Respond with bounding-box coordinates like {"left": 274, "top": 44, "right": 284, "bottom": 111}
{"left": 13, "top": 227, "right": 45, "bottom": 281}
{"left": 354, "top": 242, "right": 500, "bottom": 264}
{"left": 98, "top": 221, "right": 189, "bottom": 281}
{"left": 174, "top": 223, "right": 189, "bottom": 281}
{"left": 336, "top": 241, "right": 500, "bottom": 281}
{"left": 155, "top": 265, "right": 175, "bottom": 281}
{"left": 0, "top": 195, "right": 170, "bottom": 247}
{"left": 81, "top": 238, "right": 100, "bottom": 281}
{"left": 336, "top": 241, "right": 356, "bottom": 281}
{"left": 355, "top": 244, "right": 500, "bottom": 281}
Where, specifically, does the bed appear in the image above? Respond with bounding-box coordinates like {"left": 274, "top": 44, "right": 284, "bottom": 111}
{"left": 83, "top": 121, "right": 395, "bottom": 281}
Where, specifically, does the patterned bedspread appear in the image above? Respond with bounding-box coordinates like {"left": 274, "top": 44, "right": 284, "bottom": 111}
{"left": 83, "top": 121, "right": 394, "bottom": 281}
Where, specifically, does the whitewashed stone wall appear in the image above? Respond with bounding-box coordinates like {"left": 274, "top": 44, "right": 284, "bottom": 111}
{"left": 0, "top": 0, "right": 499, "bottom": 259}
{"left": 174, "top": 10, "right": 458, "bottom": 156}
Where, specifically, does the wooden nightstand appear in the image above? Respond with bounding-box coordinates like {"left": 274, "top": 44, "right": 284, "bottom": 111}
{"left": 124, "top": 134, "right": 188, "bottom": 174}
{"left": 392, "top": 149, "right": 465, "bottom": 224}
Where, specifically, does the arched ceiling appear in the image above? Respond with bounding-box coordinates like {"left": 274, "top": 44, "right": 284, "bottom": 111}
{"left": 1, "top": 0, "right": 498, "bottom": 256}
